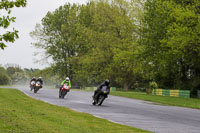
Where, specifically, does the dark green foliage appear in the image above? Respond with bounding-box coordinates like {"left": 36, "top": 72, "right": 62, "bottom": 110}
{"left": 30, "top": 0, "right": 200, "bottom": 93}
{"left": 0, "top": 66, "right": 10, "bottom": 85}
{"left": 0, "top": 73, "right": 10, "bottom": 85}
{"left": 30, "top": 0, "right": 143, "bottom": 90}
{"left": 141, "top": 0, "right": 200, "bottom": 94}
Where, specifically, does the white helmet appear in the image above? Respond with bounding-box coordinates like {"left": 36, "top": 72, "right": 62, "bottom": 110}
{"left": 66, "top": 77, "right": 69, "bottom": 81}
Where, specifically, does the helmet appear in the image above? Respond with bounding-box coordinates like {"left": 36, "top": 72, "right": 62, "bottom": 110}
{"left": 38, "top": 77, "right": 42, "bottom": 80}
{"left": 105, "top": 79, "right": 110, "bottom": 86}
{"left": 32, "top": 77, "right": 36, "bottom": 80}
{"left": 66, "top": 77, "right": 69, "bottom": 81}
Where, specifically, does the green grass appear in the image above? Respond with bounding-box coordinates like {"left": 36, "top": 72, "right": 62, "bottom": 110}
{"left": 110, "top": 91, "right": 200, "bottom": 109}
{"left": 0, "top": 88, "right": 151, "bottom": 133}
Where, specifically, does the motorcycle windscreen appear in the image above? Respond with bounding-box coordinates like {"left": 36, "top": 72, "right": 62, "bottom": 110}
{"left": 63, "top": 84, "right": 69, "bottom": 90}
{"left": 102, "top": 86, "right": 110, "bottom": 93}
{"left": 31, "top": 81, "right": 35, "bottom": 84}
{"left": 36, "top": 81, "right": 41, "bottom": 86}
{"left": 36, "top": 81, "right": 41, "bottom": 84}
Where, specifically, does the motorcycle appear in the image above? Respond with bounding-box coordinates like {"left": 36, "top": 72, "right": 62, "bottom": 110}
{"left": 92, "top": 86, "right": 110, "bottom": 106}
{"left": 59, "top": 84, "right": 70, "bottom": 99}
{"left": 30, "top": 81, "right": 36, "bottom": 91}
{"left": 34, "top": 81, "right": 42, "bottom": 93}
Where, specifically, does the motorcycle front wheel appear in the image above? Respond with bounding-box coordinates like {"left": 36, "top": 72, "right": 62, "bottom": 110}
{"left": 92, "top": 99, "right": 96, "bottom": 105}
{"left": 61, "top": 91, "right": 67, "bottom": 99}
{"left": 98, "top": 95, "right": 105, "bottom": 106}
{"left": 34, "top": 88, "right": 38, "bottom": 93}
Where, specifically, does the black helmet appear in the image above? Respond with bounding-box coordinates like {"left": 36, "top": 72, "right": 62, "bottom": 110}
{"left": 32, "top": 77, "right": 36, "bottom": 80}
{"left": 105, "top": 79, "right": 110, "bottom": 85}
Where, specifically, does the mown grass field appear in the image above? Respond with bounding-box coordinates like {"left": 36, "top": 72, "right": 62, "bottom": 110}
{"left": 110, "top": 91, "right": 200, "bottom": 109}
{"left": 0, "top": 88, "right": 151, "bottom": 133}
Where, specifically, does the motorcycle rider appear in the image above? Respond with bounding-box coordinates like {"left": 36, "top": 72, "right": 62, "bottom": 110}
{"left": 30, "top": 77, "right": 37, "bottom": 91}
{"left": 30, "top": 77, "right": 37, "bottom": 83}
{"left": 59, "top": 77, "right": 71, "bottom": 97}
{"left": 36, "top": 77, "right": 43, "bottom": 88}
{"left": 93, "top": 79, "right": 110, "bottom": 99}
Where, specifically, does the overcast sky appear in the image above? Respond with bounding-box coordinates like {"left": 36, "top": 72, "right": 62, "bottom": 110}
{"left": 0, "top": 0, "right": 88, "bottom": 69}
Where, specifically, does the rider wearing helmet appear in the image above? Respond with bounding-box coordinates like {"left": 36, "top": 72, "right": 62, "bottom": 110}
{"left": 36, "top": 77, "right": 43, "bottom": 87}
{"left": 30, "top": 77, "right": 36, "bottom": 83}
{"left": 60, "top": 77, "right": 71, "bottom": 90}
{"left": 93, "top": 79, "right": 110, "bottom": 98}
{"left": 30, "top": 77, "right": 37, "bottom": 91}
{"left": 59, "top": 77, "right": 71, "bottom": 98}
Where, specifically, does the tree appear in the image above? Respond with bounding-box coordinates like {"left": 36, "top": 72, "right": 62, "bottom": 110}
{"left": 30, "top": 3, "right": 81, "bottom": 80}
{"left": 0, "top": 0, "right": 26, "bottom": 49}
{"left": 5, "top": 64, "right": 27, "bottom": 84}
{"left": 76, "top": 0, "right": 143, "bottom": 90}
{"left": 30, "top": 0, "right": 145, "bottom": 90}
{"left": 141, "top": 0, "right": 200, "bottom": 91}
{"left": 0, "top": 66, "right": 10, "bottom": 85}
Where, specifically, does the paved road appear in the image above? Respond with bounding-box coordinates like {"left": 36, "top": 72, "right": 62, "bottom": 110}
{"left": 17, "top": 87, "right": 200, "bottom": 133}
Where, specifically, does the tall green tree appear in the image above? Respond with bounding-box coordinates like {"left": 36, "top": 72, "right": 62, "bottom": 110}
{"left": 30, "top": 3, "right": 81, "bottom": 80}
{"left": 142, "top": 0, "right": 200, "bottom": 92}
{"left": 31, "top": 0, "right": 145, "bottom": 90}
{"left": 72, "top": 0, "right": 144, "bottom": 90}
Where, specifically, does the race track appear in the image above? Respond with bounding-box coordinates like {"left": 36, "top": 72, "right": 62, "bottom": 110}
{"left": 18, "top": 87, "right": 200, "bottom": 133}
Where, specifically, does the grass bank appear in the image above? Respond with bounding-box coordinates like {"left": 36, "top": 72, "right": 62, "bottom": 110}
{"left": 110, "top": 91, "right": 200, "bottom": 109}
{"left": 0, "top": 88, "right": 151, "bottom": 133}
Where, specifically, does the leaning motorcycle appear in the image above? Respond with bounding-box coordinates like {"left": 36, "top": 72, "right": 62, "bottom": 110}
{"left": 59, "top": 84, "right": 70, "bottom": 99}
{"left": 30, "top": 81, "right": 36, "bottom": 91}
{"left": 92, "top": 86, "right": 110, "bottom": 106}
{"left": 34, "top": 81, "right": 42, "bottom": 93}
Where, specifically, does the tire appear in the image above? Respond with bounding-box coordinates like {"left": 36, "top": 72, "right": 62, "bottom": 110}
{"left": 61, "top": 91, "right": 64, "bottom": 98}
{"left": 59, "top": 90, "right": 61, "bottom": 98}
{"left": 98, "top": 95, "right": 105, "bottom": 106}
{"left": 34, "top": 88, "right": 37, "bottom": 93}
{"left": 61, "top": 91, "right": 67, "bottom": 99}
{"left": 92, "top": 99, "right": 96, "bottom": 105}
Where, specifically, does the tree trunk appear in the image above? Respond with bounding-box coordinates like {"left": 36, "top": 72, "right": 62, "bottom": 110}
{"left": 123, "top": 82, "right": 132, "bottom": 91}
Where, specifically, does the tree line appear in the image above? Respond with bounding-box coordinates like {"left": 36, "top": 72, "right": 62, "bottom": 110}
{"left": 30, "top": 0, "right": 200, "bottom": 96}
{"left": 0, "top": 64, "right": 59, "bottom": 86}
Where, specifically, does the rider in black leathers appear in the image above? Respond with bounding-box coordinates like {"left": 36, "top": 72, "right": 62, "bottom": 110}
{"left": 36, "top": 77, "right": 43, "bottom": 88}
{"left": 30, "top": 77, "right": 37, "bottom": 91}
{"left": 93, "top": 79, "right": 110, "bottom": 98}
{"left": 30, "top": 77, "right": 37, "bottom": 84}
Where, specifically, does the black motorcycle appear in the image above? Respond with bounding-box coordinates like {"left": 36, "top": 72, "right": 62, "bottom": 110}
{"left": 92, "top": 86, "right": 110, "bottom": 106}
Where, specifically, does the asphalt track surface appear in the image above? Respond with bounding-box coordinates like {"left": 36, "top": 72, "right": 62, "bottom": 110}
{"left": 16, "top": 87, "right": 200, "bottom": 133}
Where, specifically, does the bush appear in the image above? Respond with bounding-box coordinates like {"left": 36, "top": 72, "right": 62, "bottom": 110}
{"left": 0, "top": 73, "right": 11, "bottom": 85}
{"left": 149, "top": 81, "right": 158, "bottom": 89}
{"left": 146, "top": 81, "right": 158, "bottom": 94}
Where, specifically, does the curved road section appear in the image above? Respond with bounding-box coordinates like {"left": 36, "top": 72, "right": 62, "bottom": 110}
{"left": 18, "top": 87, "right": 200, "bottom": 133}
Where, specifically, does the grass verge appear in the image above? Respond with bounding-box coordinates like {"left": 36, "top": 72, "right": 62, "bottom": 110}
{"left": 110, "top": 91, "right": 200, "bottom": 109}
{"left": 0, "top": 88, "right": 151, "bottom": 133}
